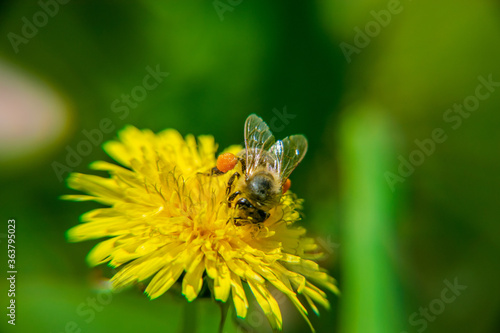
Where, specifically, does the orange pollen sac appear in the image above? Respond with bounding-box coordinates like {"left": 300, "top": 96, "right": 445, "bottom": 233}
{"left": 282, "top": 178, "right": 291, "bottom": 194}
{"left": 216, "top": 152, "right": 238, "bottom": 173}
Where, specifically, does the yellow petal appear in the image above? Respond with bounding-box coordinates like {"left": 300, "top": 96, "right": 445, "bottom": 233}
{"left": 66, "top": 173, "right": 123, "bottom": 205}
{"left": 230, "top": 272, "right": 248, "bottom": 318}
{"left": 145, "top": 262, "right": 184, "bottom": 299}
{"left": 247, "top": 280, "right": 282, "bottom": 331}
{"left": 205, "top": 256, "right": 217, "bottom": 279}
{"left": 60, "top": 194, "right": 97, "bottom": 201}
{"left": 303, "top": 294, "right": 320, "bottom": 316}
{"left": 182, "top": 257, "right": 205, "bottom": 302}
{"left": 86, "top": 237, "right": 120, "bottom": 266}
{"left": 214, "top": 260, "right": 231, "bottom": 302}
{"left": 302, "top": 284, "right": 330, "bottom": 310}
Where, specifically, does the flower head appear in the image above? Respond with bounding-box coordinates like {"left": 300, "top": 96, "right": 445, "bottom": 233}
{"left": 64, "top": 125, "right": 338, "bottom": 331}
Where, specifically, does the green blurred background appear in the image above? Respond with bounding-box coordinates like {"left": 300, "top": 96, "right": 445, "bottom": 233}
{"left": 1, "top": 1, "right": 500, "bottom": 332}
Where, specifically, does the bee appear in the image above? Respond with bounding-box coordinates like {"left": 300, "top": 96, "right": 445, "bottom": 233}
{"left": 210, "top": 114, "right": 308, "bottom": 224}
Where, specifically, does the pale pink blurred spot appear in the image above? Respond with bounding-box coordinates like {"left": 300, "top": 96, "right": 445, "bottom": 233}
{"left": 0, "top": 60, "right": 68, "bottom": 162}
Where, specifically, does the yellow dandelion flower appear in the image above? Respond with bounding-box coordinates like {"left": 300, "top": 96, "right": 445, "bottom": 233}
{"left": 64, "top": 124, "right": 338, "bottom": 332}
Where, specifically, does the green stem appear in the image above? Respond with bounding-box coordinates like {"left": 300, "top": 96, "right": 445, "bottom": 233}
{"left": 181, "top": 301, "right": 197, "bottom": 333}
{"left": 218, "top": 301, "right": 230, "bottom": 333}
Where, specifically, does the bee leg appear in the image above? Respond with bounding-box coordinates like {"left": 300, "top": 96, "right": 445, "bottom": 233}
{"left": 226, "top": 172, "right": 241, "bottom": 195}
{"left": 255, "top": 209, "right": 270, "bottom": 223}
{"left": 197, "top": 166, "right": 226, "bottom": 176}
{"left": 211, "top": 167, "right": 226, "bottom": 176}
{"left": 238, "top": 157, "right": 246, "bottom": 172}
{"left": 232, "top": 217, "right": 244, "bottom": 226}
{"left": 235, "top": 198, "right": 269, "bottom": 223}
{"left": 227, "top": 191, "right": 241, "bottom": 208}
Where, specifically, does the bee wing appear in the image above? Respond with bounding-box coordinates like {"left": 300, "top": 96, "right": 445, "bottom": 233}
{"left": 244, "top": 114, "right": 275, "bottom": 175}
{"left": 269, "top": 135, "right": 308, "bottom": 183}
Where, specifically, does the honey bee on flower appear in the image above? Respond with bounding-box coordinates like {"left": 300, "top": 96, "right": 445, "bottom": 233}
{"left": 208, "top": 114, "right": 308, "bottom": 225}
{"left": 63, "top": 115, "right": 338, "bottom": 332}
